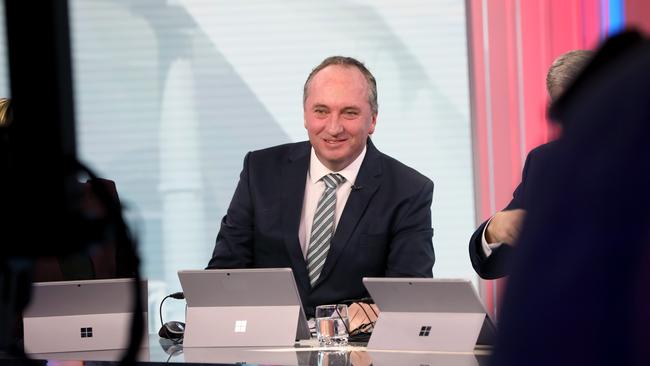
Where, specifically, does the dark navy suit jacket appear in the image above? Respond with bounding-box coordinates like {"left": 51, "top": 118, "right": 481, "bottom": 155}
{"left": 207, "top": 140, "right": 435, "bottom": 316}
{"left": 468, "top": 141, "right": 557, "bottom": 279}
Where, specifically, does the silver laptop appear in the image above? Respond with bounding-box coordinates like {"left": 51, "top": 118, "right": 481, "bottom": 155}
{"left": 23, "top": 278, "right": 149, "bottom": 354}
{"left": 178, "top": 268, "right": 310, "bottom": 347}
{"left": 363, "top": 278, "right": 495, "bottom": 352}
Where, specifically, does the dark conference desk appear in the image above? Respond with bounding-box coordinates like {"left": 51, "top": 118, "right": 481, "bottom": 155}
{"left": 21, "top": 337, "right": 492, "bottom": 366}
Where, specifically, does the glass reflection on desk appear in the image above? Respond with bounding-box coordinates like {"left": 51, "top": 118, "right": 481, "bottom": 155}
{"left": 28, "top": 337, "right": 490, "bottom": 366}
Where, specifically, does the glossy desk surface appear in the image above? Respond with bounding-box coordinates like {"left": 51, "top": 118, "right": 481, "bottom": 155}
{"left": 19, "top": 336, "right": 492, "bottom": 366}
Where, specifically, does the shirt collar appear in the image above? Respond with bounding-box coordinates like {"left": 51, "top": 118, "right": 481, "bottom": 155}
{"left": 309, "top": 145, "right": 367, "bottom": 185}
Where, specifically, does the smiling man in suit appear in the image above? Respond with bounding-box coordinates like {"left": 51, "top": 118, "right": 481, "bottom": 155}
{"left": 207, "top": 56, "right": 434, "bottom": 316}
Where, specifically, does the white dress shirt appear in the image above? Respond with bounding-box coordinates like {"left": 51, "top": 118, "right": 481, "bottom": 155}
{"left": 298, "top": 146, "right": 367, "bottom": 258}
{"left": 481, "top": 217, "right": 503, "bottom": 256}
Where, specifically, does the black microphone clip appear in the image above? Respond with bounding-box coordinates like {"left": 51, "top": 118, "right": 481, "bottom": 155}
{"left": 351, "top": 185, "right": 363, "bottom": 191}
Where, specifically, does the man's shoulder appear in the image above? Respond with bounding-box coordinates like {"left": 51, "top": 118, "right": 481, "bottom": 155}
{"left": 528, "top": 140, "right": 559, "bottom": 159}
{"left": 250, "top": 141, "right": 309, "bottom": 155}
{"left": 376, "top": 149, "right": 433, "bottom": 187}
{"left": 246, "top": 141, "right": 310, "bottom": 162}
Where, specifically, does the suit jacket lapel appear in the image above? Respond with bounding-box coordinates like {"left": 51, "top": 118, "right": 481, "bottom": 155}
{"left": 281, "top": 142, "right": 311, "bottom": 291}
{"left": 314, "top": 140, "right": 382, "bottom": 288}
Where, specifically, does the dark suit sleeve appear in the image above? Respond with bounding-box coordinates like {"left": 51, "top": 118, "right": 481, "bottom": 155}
{"left": 468, "top": 148, "right": 534, "bottom": 279}
{"left": 206, "top": 152, "right": 255, "bottom": 269}
{"left": 385, "top": 179, "right": 435, "bottom": 277}
{"left": 504, "top": 159, "right": 529, "bottom": 211}
{"left": 469, "top": 220, "right": 516, "bottom": 279}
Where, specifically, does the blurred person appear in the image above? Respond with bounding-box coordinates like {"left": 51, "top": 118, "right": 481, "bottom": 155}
{"left": 0, "top": 97, "right": 138, "bottom": 353}
{"left": 469, "top": 50, "right": 593, "bottom": 279}
{"left": 207, "top": 56, "right": 435, "bottom": 317}
{"left": 492, "top": 30, "right": 650, "bottom": 366}
{"left": 0, "top": 97, "right": 134, "bottom": 281}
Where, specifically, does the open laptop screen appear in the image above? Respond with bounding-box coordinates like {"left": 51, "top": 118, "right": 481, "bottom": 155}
{"left": 363, "top": 278, "right": 489, "bottom": 314}
{"left": 23, "top": 278, "right": 148, "bottom": 354}
{"left": 179, "top": 268, "right": 303, "bottom": 307}
{"left": 363, "top": 278, "right": 495, "bottom": 351}
{"left": 24, "top": 278, "right": 146, "bottom": 317}
{"left": 178, "top": 268, "right": 310, "bottom": 345}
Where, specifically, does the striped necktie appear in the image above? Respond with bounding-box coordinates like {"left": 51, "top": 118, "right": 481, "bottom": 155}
{"left": 306, "top": 173, "right": 346, "bottom": 286}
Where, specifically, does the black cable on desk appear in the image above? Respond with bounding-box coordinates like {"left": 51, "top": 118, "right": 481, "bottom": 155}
{"left": 159, "top": 292, "right": 185, "bottom": 343}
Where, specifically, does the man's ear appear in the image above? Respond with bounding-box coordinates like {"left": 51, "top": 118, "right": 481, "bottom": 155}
{"left": 368, "top": 113, "right": 377, "bottom": 135}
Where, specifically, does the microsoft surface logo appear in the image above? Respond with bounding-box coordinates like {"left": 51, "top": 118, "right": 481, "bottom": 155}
{"left": 234, "top": 320, "right": 247, "bottom": 333}
{"left": 80, "top": 327, "right": 93, "bottom": 338}
{"left": 419, "top": 325, "right": 431, "bottom": 337}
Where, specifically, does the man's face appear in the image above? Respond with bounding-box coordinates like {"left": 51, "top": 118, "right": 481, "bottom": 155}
{"left": 304, "top": 65, "right": 377, "bottom": 172}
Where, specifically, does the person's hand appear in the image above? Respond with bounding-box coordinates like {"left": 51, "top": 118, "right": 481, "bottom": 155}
{"left": 485, "top": 209, "right": 526, "bottom": 245}
{"left": 348, "top": 302, "right": 379, "bottom": 333}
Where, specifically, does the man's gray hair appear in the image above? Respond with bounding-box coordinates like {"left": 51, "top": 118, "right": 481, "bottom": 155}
{"left": 303, "top": 56, "right": 378, "bottom": 114}
{"left": 546, "top": 49, "right": 594, "bottom": 98}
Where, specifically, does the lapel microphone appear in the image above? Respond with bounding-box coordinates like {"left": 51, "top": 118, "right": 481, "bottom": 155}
{"left": 351, "top": 185, "right": 363, "bottom": 191}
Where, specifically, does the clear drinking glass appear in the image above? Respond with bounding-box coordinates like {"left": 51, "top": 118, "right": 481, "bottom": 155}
{"left": 315, "top": 304, "right": 349, "bottom": 346}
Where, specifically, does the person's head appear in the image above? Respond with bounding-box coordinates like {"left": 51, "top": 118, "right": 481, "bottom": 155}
{"left": 303, "top": 56, "right": 378, "bottom": 172}
{"left": 0, "top": 98, "right": 12, "bottom": 127}
{"left": 546, "top": 50, "right": 594, "bottom": 101}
